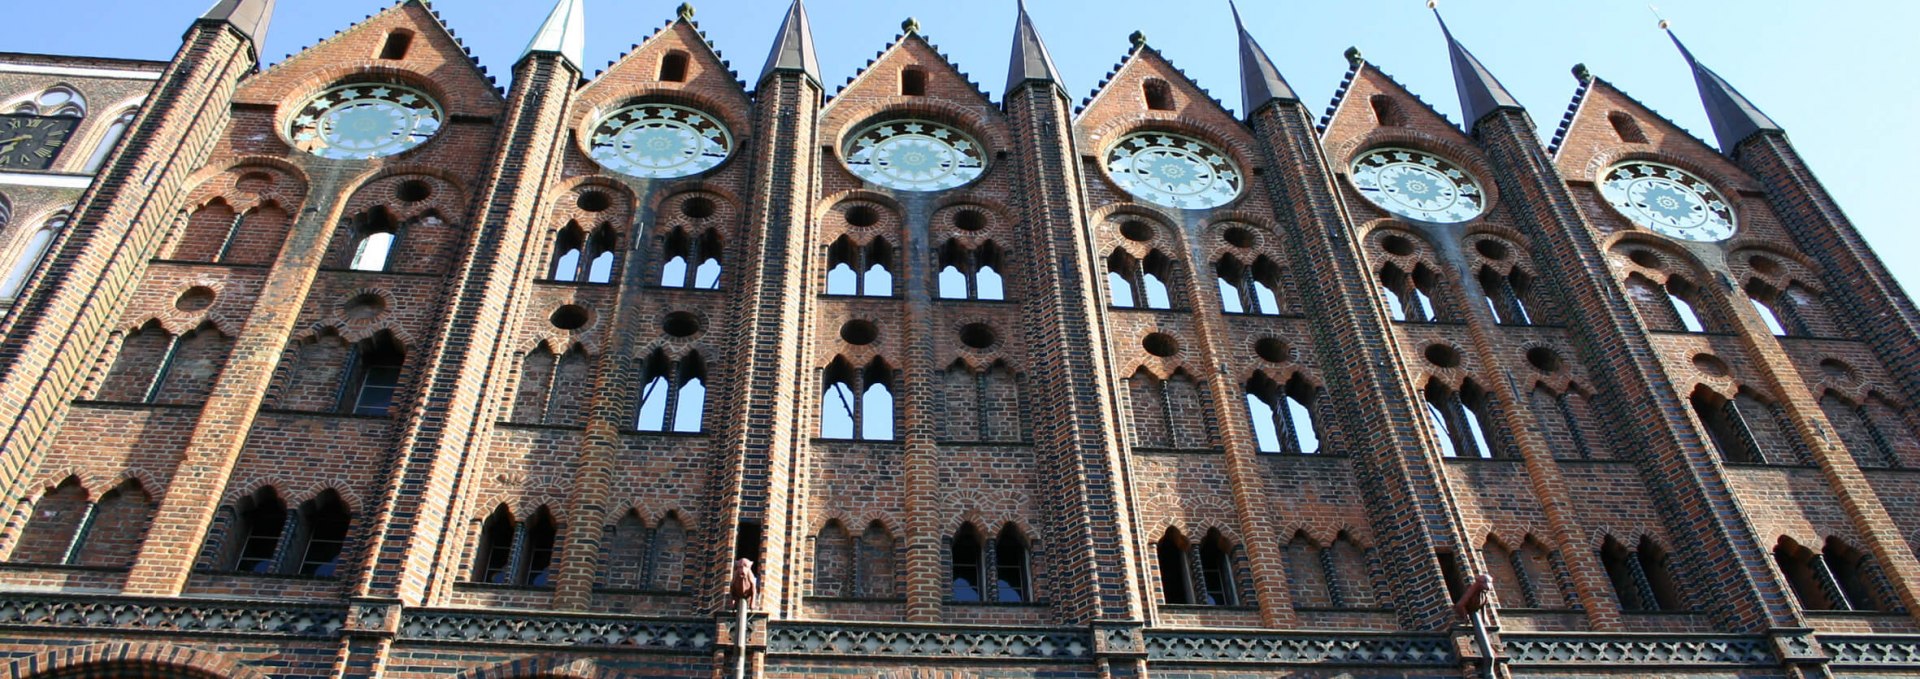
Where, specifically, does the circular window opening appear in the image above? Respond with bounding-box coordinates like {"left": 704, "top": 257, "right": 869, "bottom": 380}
{"left": 396, "top": 179, "right": 432, "bottom": 203}
{"left": 1526, "top": 347, "right": 1563, "bottom": 373}
{"left": 682, "top": 196, "right": 716, "bottom": 219}
{"left": 577, "top": 190, "right": 612, "bottom": 213}
{"left": 1474, "top": 239, "right": 1510, "bottom": 261}
{"left": 1748, "top": 255, "right": 1782, "bottom": 276}
{"left": 1692, "top": 353, "right": 1730, "bottom": 377}
{"left": 1223, "top": 226, "right": 1256, "bottom": 249}
{"left": 954, "top": 209, "right": 986, "bottom": 232}
{"left": 550, "top": 305, "right": 591, "bottom": 331}
{"left": 1424, "top": 344, "right": 1461, "bottom": 368}
{"left": 1254, "top": 337, "right": 1291, "bottom": 363}
{"left": 344, "top": 292, "right": 386, "bottom": 320}
{"left": 1381, "top": 234, "right": 1416, "bottom": 257}
{"left": 1143, "top": 333, "right": 1180, "bottom": 358}
{"left": 840, "top": 320, "right": 878, "bottom": 345}
{"left": 1627, "top": 249, "right": 1662, "bottom": 268}
{"left": 960, "top": 323, "right": 997, "bottom": 349}
{"left": 1120, "top": 220, "right": 1154, "bottom": 243}
{"left": 846, "top": 205, "right": 880, "bottom": 228}
{"left": 174, "top": 286, "right": 216, "bottom": 313}
{"left": 663, "top": 311, "right": 701, "bottom": 338}
{"left": 1819, "top": 358, "right": 1856, "bottom": 380}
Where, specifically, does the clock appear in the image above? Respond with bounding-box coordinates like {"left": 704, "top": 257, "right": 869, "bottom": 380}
{"left": 288, "top": 83, "right": 444, "bottom": 160}
{"left": 1600, "top": 161, "right": 1735, "bottom": 241}
{"left": 1349, "top": 148, "right": 1484, "bottom": 223}
{"left": 843, "top": 119, "right": 986, "bottom": 192}
{"left": 0, "top": 115, "right": 77, "bottom": 170}
{"left": 588, "top": 103, "right": 733, "bottom": 179}
{"left": 1104, "top": 131, "right": 1243, "bottom": 209}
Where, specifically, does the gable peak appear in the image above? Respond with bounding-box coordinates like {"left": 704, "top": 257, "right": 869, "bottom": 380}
{"left": 1432, "top": 7, "right": 1523, "bottom": 131}
{"left": 759, "top": 0, "right": 820, "bottom": 87}
{"left": 1665, "top": 27, "right": 1783, "bottom": 153}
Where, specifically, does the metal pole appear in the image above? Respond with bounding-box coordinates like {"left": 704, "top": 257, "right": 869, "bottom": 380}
{"left": 1470, "top": 609, "right": 1498, "bottom": 679}
{"left": 735, "top": 596, "right": 748, "bottom": 679}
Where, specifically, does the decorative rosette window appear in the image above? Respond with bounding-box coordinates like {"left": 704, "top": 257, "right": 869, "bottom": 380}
{"left": 842, "top": 119, "right": 986, "bottom": 192}
{"left": 1103, "top": 131, "right": 1243, "bottom": 210}
{"left": 288, "top": 83, "right": 444, "bottom": 160}
{"left": 588, "top": 103, "right": 734, "bottom": 179}
{"left": 1600, "top": 161, "right": 1736, "bottom": 242}
{"left": 1349, "top": 148, "right": 1484, "bottom": 224}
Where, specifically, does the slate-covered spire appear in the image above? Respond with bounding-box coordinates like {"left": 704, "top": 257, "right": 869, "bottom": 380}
{"left": 1433, "top": 8, "right": 1523, "bottom": 129}
{"left": 1006, "top": 0, "right": 1065, "bottom": 96}
{"left": 1666, "top": 28, "right": 1784, "bottom": 152}
{"left": 199, "top": 0, "right": 276, "bottom": 57}
{"left": 522, "top": 0, "right": 587, "bottom": 70}
{"left": 1229, "top": 0, "right": 1298, "bottom": 115}
{"left": 760, "top": 0, "right": 821, "bottom": 86}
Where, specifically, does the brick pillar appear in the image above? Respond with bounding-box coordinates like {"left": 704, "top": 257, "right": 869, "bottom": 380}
{"left": 1003, "top": 79, "right": 1145, "bottom": 625}
{"left": 1734, "top": 132, "right": 1920, "bottom": 622}
{"left": 1472, "top": 109, "right": 1799, "bottom": 632}
{"left": 714, "top": 68, "right": 821, "bottom": 617}
{"left": 347, "top": 52, "right": 577, "bottom": 612}
{"left": 1244, "top": 97, "right": 1472, "bottom": 631}
{"left": 896, "top": 197, "right": 946, "bottom": 621}
{"left": 0, "top": 19, "right": 258, "bottom": 553}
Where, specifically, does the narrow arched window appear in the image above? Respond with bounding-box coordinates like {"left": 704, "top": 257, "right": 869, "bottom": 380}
{"left": 812, "top": 520, "right": 853, "bottom": 597}
{"left": 1426, "top": 382, "right": 1497, "bottom": 458}
{"left": 378, "top": 29, "right": 415, "bottom": 60}
{"left": 83, "top": 109, "right": 135, "bottom": 173}
{"left": 15, "top": 477, "right": 89, "bottom": 565}
{"left": 937, "top": 240, "right": 1006, "bottom": 301}
{"left": 473, "top": 505, "right": 515, "bottom": 583}
{"left": 648, "top": 513, "right": 689, "bottom": 591}
{"left": 1601, "top": 536, "right": 1685, "bottom": 612}
{"left": 1370, "top": 95, "right": 1403, "bottom": 126}
{"left": 862, "top": 364, "right": 894, "bottom": 440}
{"left": 819, "top": 359, "right": 893, "bottom": 441}
{"left": 825, "top": 237, "right": 893, "bottom": 297}
{"left": 1246, "top": 374, "right": 1320, "bottom": 454}
{"left": 1107, "top": 251, "right": 1139, "bottom": 308}
{"left": 1198, "top": 529, "right": 1237, "bottom": 606}
{"left": 1479, "top": 267, "right": 1535, "bottom": 325}
{"left": 550, "top": 223, "right": 585, "bottom": 281}
{"left": 1775, "top": 537, "right": 1841, "bottom": 610}
{"left": 1666, "top": 277, "right": 1707, "bottom": 332}
{"left": 901, "top": 67, "right": 928, "bottom": 96}
{"left": 863, "top": 240, "right": 894, "bottom": 297}
{"left": 227, "top": 488, "right": 289, "bottom": 574}
{"left": 1690, "top": 388, "right": 1763, "bottom": 464}
{"left": 1, "top": 213, "right": 65, "bottom": 302}
{"left": 1156, "top": 528, "right": 1194, "bottom": 605}
{"left": 1141, "top": 251, "right": 1173, "bottom": 309}
{"left": 951, "top": 524, "right": 985, "bottom": 602}
{"left": 341, "top": 332, "right": 404, "bottom": 416}
{"left": 1744, "top": 280, "right": 1806, "bottom": 337}
{"left": 995, "top": 525, "right": 1031, "bottom": 603}
{"left": 634, "top": 350, "right": 706, "bottom": 433}
{"left": 347, "top": 209, "right": 398, "bottom": 271}
{"left": 659, "top": 51, "right": 690, "bottom": 82}
{"left": 1823, "top": 537, "right": 1888, "bottom": 612}
{"left": 289, "top": 491, "right": 351, "bottom": 577}
{"left": 522, "top": 507, "right": 557, "bottom": 586}
{"left": 1143, "top": 79, "right": 1175, "bottom": 111}
{"left": 1608, "top": 111, "right": 1648, "bottom": 143}
{"left": 1379, "top": 264, "right": 1441, "bottom": 322}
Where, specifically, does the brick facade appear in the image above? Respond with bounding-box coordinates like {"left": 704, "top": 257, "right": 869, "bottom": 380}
{"left": 0, "top": 1, "right": 1916, "bottom": 677}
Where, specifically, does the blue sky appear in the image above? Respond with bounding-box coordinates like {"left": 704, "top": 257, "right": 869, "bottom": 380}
{"left": 8, "top": 0, "right": 1916, "bottom": 295}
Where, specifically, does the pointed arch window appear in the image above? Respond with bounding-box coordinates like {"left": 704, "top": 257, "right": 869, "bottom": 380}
{"left": 1143, "top": 79, "right": 1175, "bottom": 111}
{"left": 469, "top": 505, "right": 557, "bottom": 587}
{"left": 995, "top": 525, "right": 1031, "bottom": 603}
{"left": 226, "top": 488, "right": 288, "bottom": 574}
{"left": 339, "top": 332, "right": 405, "bottom": 416}
{"left": 1108, "top": 250, "right": 1174, "bottom": 310}
{"left": 1744, "top": 280, "right": 1812, "bottom": 337}
{"left": 1665, "top": 277, "right": 1709, "bottom": 333}
{"left": 551, "top": 223, "right": 616, "bottom": 284}
{"left": 937, "top": 240, "right": 1006, "bottom": 301}
{"left": 1246, "top": 374, "right": 1320, "bottom": 454}
{"left": 346, "top": 208, "right": 399, "bottom": 271}
{"left": 2, "top": 212, "right": 66, "bottom": 302}
{"left": 826, "top": 237, "right": 893, "bottom": 297}
{"left": 1197, "top": 529, "right": 1238, "bottom": 606}
{"left": 1821, "top": 393, "right": 1906, "bottom": 469}
{"left": 635, "top": 350, "right": 706, "bottom": 433}
{"left": 1369, "top": 95, "right": 1404, "bottom": 127}
{"left": 1776, "top": 537, "right": 1844, "bottom": 611}
{"left": 82, "top": 108, "right": 136, "bottom": 173}
{"left": 820, "top": 359, "right": 893, "bottom": 440}
{"left": 660, "top": 228, "right": 722, "bottom": 289}
{"left": 1600, "top": 536, "right": 1685, "bottom": 612}
{"left": 1379, "top": 264, "right": 1443, "bottom": 322}
{"left": 1822, "top": 537, "right": 1892, "bottom": 612}
{"left": 15, "top": 478, "right": 89, "bottom": 565}
{"left": 659, "top": 51, "right": 690, "bottom": 82}
{"left": 812, "top": 520, "right": 854, "bottom": 597}
{"left": 1478, "top": 267, "right": 1536, "bottom": 325}
{"left": 1608, "top": 112, "right": 1648, "bottom": 143}
{"left": 1690, "top": 388, "right": 1763, "bottom": 464}
{"left": 1155, "top": 528, "right": 1194, "bottom": 605}
{"left": 951, "top": 523, "right": 985, "bottom": 602}
{"left": 1218, "top": 256, "right": 1285, "bottom": 315}
{"left": 1426, "top": 381, "right": 1501, "bottom": 459}
{"left": 289, "top": 491, "right": 351, "bottom": 577}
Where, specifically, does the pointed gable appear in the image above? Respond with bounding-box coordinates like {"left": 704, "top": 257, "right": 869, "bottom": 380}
{"left": 577, "top": 16, "right": 750, "bottom": 125}
{"left": 1551, "top": 75, "right": 1752, "bottom": 186}
{"left": 1319, "top": 57, "right": 1473, "bottom": 151}
{"left": 236, "top": 1, "right": 503, "bottom": 117}
{"left": 821, "top": 32, "right": 999, "bottom": 131}
{"left": 1076, "top": 44, "right": 1241, "bottom": 137}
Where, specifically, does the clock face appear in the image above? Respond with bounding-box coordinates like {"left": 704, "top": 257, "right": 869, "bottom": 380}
{"left": 1600, "top": 161, "right": 1735, "bottom": 241}
{"left": 1349, "top": 148, "right": 1484, "bottom": 223}
{"left": 288, "top": 83, "right": 444, "bottom": 160}
{"left": 843, "top": 119, "right": 986, "bottom": 192}
{"left": 0, "top": 115, "right": 76, "bottom": 170}
{"left": 588, "top": 103, "right": 733, "bottom": 179}
{"left": 1104, "top": 131, "right": 1243, "bottom": 209}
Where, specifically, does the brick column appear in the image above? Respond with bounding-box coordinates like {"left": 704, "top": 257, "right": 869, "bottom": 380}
{"left": 1245, "top": 98, "right": 1474, "bottom": 631}
{"left": 1474, "top": 108, "right": 1800, "bottom": 632}
{"left": 896, "top": 197, "right": 946, "bottom": 621}
{"left": 713, "top": 69, "right": 821, "bottom": 617}
{"left": 0, "top": 21, "right": 257, "bottom": 553}
{"left": 1003, "top": 79, "right": 1145, "bottom": 625}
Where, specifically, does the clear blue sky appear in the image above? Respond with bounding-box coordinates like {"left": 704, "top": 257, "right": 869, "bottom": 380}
{"left": 7, "top": 1, "right": 1916, "bottom": 295}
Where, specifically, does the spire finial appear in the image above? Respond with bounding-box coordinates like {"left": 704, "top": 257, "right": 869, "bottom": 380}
{"left": 1650, "top": 4, "right": 1671, "bottom": 31}
{"left": 1660, "top": 13, "right": 1784, "bottom": 152}
{"left": 1230, "top": 0, "right": 1300, "bottom": 115}
{"left": 1129, "top": 31, "right": 1148, "bottom": 49}
{"left": 677, "top": 2, "right": 694, "bottom": 21}
{"left": 521, "top": 0, "right": 586, "bottom": 70}
{"left": 760, "top": 0, "right": 821, "bottom": 86}
{"left": 1345, "top": 46, "right": 1365, "bottom": 65}
{"left": 1431, "top": 0, "right": 1524, "bottom": 128}
{"left": 902, "top": 17, "right": 920, "bottom": 35}
{"left": 1006, "top": 0, "right": 1065, "bottom": 95}
{"left": 200, "top": 0, "right": 277, "bottom": 59}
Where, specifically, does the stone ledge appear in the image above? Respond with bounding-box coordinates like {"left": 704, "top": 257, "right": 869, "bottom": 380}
{"left": 1502, "top": 633, "right": 1776, "bottom": 667}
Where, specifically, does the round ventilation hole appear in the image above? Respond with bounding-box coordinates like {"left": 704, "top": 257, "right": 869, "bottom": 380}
{"left": 344, "top": 292, "right": 386, "bottom": 320}
{"left": 681, "top": 196, "right": 716, "bottom": 219}
{"left": 1143, "top": 332, "right": 1180, "bottom": 358}
{"left": 840, "top": 319, "right": 878, "bottom": 345}
{"left": 960, "top": 323, "right": 996, "bottom": 349}
{"left": 1120, "top": 220, "right": 1154, "bottom": 243}
{"left": 396, "top": 179, "right": 432, "bottom": 203}
{"left": 846, "top": 205, "right": 880, "bottom": 228}
{"left": 1627, "top": 249, "right": 1661, "bottom": 268}
{"left": 954, "top": 209, "right": 986, "bottom": 232}
{"left": 1424, "top": 344, "right": 1461, "bottom": 368}
{"left": 550, "top": 305, "right": 591, "bottom": 330}
{"left": 1526, "top": 347, "right": 1563, "bottom": 373}
{"left": 1381, "top": 234, "right": 1416, "bottom": 256}
{"left": 577, "top": 190, "right": 612, "bottom": 213}
{"left": 1255, "top": 337, "right": 1290, "bottom": 363}
{"left": 663, "top": 311, "right": 701, "bottom": 338}
{"left": 174, "top": 286, "right": 216, "bottom": 313}
{"left": 1692, "top": 353, "right": 1730, "bottom": 377}
{"left": 1223, "top": 226, "right": 1256, "bottom": 248}
{"left": 1474, "top": 239, "right": 1510, "bottom": 260}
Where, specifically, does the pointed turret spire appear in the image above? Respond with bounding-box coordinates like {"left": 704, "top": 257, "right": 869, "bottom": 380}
{"left": 1006, "top": 0, "right": 1065, "bottom": 96}
{"left": 1433, "top": 7, "right": 1522, "bottom": 129}
{"left": 760, "top": 0, "right": 821, "bottom": 86}
{"left": 199, "top": 0, "right": 276, "bottom": 58}
{"left": 1666, "top": 28, "right": 1783, "bottom": 152}
{"left": 522, "top": 0, "right": 586, "bottom": 70}
{"left": 1229, "top": 1, "right": 1298, "bottom": 116}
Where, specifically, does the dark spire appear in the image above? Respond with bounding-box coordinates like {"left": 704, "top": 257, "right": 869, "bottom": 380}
{"left": 1667, "top": 28, "right": 1783, "bottom": 152}
{"left": 1433, "top": 7, "right": 1523, "bottom": 129}
{"left": 760, "top": 0, "right": 821, "bottom": 86}
{"left": 521, "top": 0, "right": 586, "bottom": 70}
{"left": 1230, "top": 0, "right": 1298, "bottom": 116}
{"left": 1006, "top": 0, "right": 1064, "bottom": 96}
{"left": 199, "top": 0, "right": 275, "bottom": 56}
